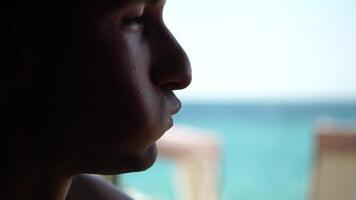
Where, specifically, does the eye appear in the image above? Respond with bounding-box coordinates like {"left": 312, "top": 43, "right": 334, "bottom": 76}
{"left": 121, "top": 15, "right": 145, "bottom": 32}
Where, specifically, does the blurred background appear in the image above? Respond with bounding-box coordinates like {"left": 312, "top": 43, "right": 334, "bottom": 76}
{"left": 118, "top": 0, "right": 356, "bottom": 199}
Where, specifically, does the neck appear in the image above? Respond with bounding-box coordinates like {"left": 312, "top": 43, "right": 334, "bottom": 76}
{"left": 1, "top": 159, "right": 75, "bottom": 200}
{"left": 0, "top": 122, "right": 77, "bottom": 200}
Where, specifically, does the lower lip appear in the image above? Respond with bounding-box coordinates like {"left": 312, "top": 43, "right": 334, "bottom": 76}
{"left": 168, "top": 117, "right": 173, "bottom": 128}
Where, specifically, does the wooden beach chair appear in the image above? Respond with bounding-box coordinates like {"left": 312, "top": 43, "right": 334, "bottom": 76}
{"left": 310, "top": 121, "right": 356, "bottom": 200}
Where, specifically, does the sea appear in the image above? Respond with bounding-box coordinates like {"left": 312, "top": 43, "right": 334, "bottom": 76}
{"left": 120, "top": 102, "right": 356, "bottom": 200}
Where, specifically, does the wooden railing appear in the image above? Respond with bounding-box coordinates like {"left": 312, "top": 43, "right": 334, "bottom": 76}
{"left": 157, "top": 126, "right": 221, "bottom": 200}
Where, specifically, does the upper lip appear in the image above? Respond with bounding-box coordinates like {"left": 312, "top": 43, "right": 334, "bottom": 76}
{"left": 167, "top": 92, "right": 181, "bottom": 115}
{"left": 171, "top": 99, "right": 181, "bottom": 115}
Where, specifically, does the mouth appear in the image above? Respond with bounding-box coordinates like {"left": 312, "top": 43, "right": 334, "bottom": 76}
{"left": 166, "top": 92, "right": 182, "bottom": 128}
{"left": 168, "top": 117, "right": 174, "bottom": 128}
{"left": 168, "top": 92, "right": 181, "bottom": 115}
{"left": 171, "top": 99, "right": 181, "bottom": 115}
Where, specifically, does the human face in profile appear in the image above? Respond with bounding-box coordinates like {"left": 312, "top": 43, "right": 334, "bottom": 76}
{"left": 22, "top": 0, "right": 191, "bottom": 174}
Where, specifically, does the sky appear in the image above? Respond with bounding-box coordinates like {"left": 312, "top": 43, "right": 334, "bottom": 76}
{"left": 163, "top": 0, "right": 356, "bottom": 103}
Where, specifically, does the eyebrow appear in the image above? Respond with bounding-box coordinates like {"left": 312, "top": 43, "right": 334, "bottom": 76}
{"left": 147, "top": 0, "right": 166, "bottom": 5}
{"left": 137, "top": 0, "right": 165, "bottom": 5}
{"left": 115, "top": 0, "right": 165, "bottom": 6}
{"left": 106, "top": 0, "right": 166, "bottom": 11}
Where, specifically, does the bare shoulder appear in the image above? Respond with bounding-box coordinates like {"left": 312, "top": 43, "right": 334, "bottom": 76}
{"left": 66, "top": 174, "right": 133, "bottom": 200}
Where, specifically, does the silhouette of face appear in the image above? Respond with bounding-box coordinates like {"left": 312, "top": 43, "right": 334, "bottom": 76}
{"left": 13, "top": 0, "right": 191, "bottom": 174}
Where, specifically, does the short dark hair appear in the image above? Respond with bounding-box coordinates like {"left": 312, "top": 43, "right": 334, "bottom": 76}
{"left": 0, "top": 0, "right": 71, "bottom": 76}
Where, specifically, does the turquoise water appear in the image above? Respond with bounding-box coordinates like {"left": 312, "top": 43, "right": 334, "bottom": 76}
{"left": 121, "top": 103, "right": 356, "bottom": 200}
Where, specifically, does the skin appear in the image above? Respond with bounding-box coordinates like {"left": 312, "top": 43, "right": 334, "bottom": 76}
{"left": 0, "top": 0, "right": 191, "bottom": 199}
{"left": 66, "top": 175, "right": 134, "bottom": 200}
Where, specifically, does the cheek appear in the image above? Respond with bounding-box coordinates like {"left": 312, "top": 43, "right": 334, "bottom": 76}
{"left": 118, "top": 54, "right": 170, "bottom": 143}
{"left": 88, "top": 34, "right": 168, "bottom": 147}
{"left": 59, "top": 27, "right": 169, "bottom": 161}
{"left": 111, "top": 68, "right": 167, "bottom": 147}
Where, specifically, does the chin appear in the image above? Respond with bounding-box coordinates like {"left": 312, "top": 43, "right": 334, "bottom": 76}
{"left": 125, "top": 144, "right": 158, "bottom": 173}
{"left": 94, "top": 143, "right": 158, "bottom": 175}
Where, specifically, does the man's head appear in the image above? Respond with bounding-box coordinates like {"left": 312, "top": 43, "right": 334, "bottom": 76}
{"left": 1, "top": 0, "right": 191, "bottom": 175}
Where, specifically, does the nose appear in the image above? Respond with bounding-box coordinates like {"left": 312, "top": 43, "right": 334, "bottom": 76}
{"left": 150, "top": 26, "right": 192, "bottom": 90}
